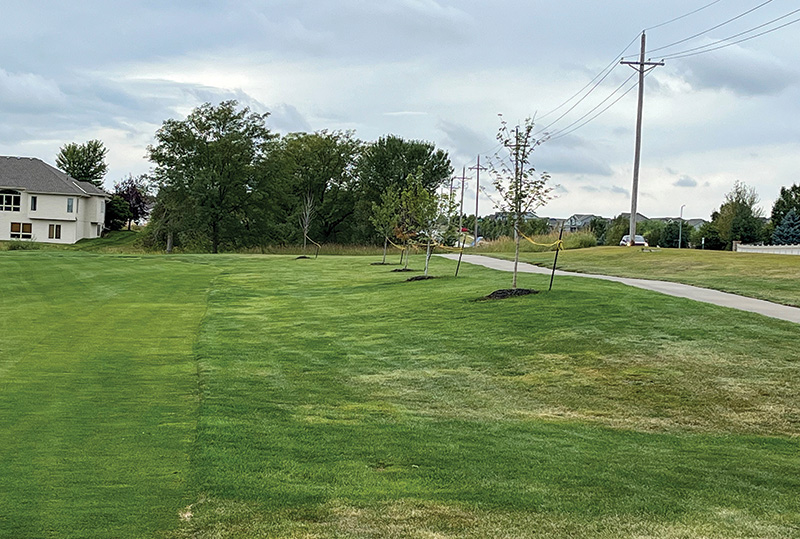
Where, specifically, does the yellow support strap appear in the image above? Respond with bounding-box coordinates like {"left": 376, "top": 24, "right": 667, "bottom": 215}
{"left": 519, "top": 231, "right": 564, "bottom": 251}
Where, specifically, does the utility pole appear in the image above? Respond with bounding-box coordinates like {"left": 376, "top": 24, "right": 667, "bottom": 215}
{"left": 621, "top": 31, "right": 663, "bottom": 245}
{"left": 469, "top": 155, "right": 487, "bottom": 246}
{"left": 457, "top": 166, "right": 467, "bottom": 237}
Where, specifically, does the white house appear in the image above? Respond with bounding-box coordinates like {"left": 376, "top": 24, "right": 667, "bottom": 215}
{"left": 0, "top": 156, "right": 109, "bottom": 244}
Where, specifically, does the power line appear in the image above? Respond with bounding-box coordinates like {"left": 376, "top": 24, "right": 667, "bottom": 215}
{"left": 645, "top": 0, "right": 726, "bottom": 31}
{"left": 548, "top": 75, "right": 642, "bottom": 142}
{"left": 661, "top": 10, "right": 800, "bottom": 60}
{"left": 536, "top": 33, "right": 641, "bottom": 124}
{"left": 625, "top": 0, "right": 775, "bottom": 58}
{"left": 547, "top": 71, "right": 638, "bottom": 139}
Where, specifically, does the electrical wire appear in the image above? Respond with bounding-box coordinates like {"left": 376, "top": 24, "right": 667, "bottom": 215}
{"left": 546, "top": 71, "right": 638, "bottom": 139}
{"left": 645, "top": 0, "right": 726, "bottom": 31}
{"left": 632, "top": 0, "right": 775, "bottom": 57}
{"left": 660, "top": 9, "right": 800, "bottom": 60}
{"left": 536, "top": 33, "right": 641, "bottom": 123}
{"left": 548, "top": 74, "right": 642, "bottom": 142}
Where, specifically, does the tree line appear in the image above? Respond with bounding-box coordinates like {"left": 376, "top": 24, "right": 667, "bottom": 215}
{"left": 585, "top": 181, "right": 800, "bottom": 249}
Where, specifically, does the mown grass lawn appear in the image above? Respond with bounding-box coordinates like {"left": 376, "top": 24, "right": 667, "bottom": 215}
{"left": 0, "top": 251, "right": 798, "bottom": 538}
{"left": 492, "top": 245, "right": 800, "bottom": 308}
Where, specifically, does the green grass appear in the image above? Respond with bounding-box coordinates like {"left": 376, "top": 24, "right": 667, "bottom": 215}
{"left": 488, "top": 245, "right": 800, "bottom": 308}
{"left": 1, "top": 252, "right": 798, "bottom": 537}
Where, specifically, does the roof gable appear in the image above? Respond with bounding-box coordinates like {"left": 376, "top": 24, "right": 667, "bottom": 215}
{"left": 0, "top": 156, "right": 108, "bottom": 197}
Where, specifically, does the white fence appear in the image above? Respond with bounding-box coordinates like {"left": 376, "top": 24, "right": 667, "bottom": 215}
{"left": 734, "top": 243, "right": 800, "bottom": 255}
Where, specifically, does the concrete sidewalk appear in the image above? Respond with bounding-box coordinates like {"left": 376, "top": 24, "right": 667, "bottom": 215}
{"left": 439, "top": 253, "right": 800, "bottom": 324}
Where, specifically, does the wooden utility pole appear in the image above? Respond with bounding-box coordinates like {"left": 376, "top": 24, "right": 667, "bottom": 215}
{"left": 621, "top": 32, "right": 663, "bottom": 245}
{"left": 457, "top": 166, "right": 467, "bottom": 237}
{"left": 469, "top": 155, "right": 487, "bottom": 246}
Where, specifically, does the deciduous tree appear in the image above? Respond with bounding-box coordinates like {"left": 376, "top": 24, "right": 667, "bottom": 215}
{"left": 487, "top": 117, "right": 553, "bottom": 289}
{"left": 147, "top": 101, "right": 275, "bottom": 253}
{"left": 56, "top": 140, "right": 108, "bottom": 187}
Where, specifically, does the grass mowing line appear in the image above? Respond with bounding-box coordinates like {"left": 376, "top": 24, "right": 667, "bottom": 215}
{"left": 488, "top": 246, "right": 800, "bottom": 307}
{"left": 0, "top": 252, "right": 222, "bottom": 538}
{"left": 174, "top": 255, "right": 800, "bottom": 538}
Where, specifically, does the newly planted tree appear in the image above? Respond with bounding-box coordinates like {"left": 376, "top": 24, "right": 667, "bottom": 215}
{"left": 488, "top": 117, "right": 553, "bottom": 289}
{"left": 370, "top": 186, "right": 400, "bottom": 264}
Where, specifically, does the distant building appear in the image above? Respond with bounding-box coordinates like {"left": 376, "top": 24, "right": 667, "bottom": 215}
{"left": 0, "top": 156, "right": 109, "bottom": 244}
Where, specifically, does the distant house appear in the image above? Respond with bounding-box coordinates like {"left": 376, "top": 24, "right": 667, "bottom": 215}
{"left": 565, "top": 213, "right": 601, "bottom": 232}
{"left": 0, "top": 156, "right": 109, "bottom": 244}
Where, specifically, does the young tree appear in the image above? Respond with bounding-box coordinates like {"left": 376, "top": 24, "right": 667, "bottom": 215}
{"left": 113, "top": 174, "right": 152, "bottom": 230}
{"left": 488, "top": 117, "right": 553, "bottom": 289}
{"left": 772, "top": 208, "right": 800, "bottom": 245}
{"left": 56, "top": 140, "right": 108, "bottom": 187}
{"left": 370, "top": 186, "right": 400, "bottom": 264}
{"left": 298, "top": 192, "right": 315, "bottom": 254}
{"left": 354, "top": 135, "right": 452, "bottom": 242}
{"left": 147, "top": 101, "right": 275, "bottom": 253}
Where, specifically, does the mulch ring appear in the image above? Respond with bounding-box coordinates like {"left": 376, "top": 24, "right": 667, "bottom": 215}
{"left": 406, "top": 275, "right": 437, "bottom": 282}
{"left": 295, "top": 255, "right": 311, "bottom": 260}
{"left": 482, "top": 288, "right": 539, "bottom": 300}
{"left": 391, "top": 268, "right": 418, "bottom": 273}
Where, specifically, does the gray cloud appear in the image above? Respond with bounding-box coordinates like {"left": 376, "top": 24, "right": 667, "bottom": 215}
{"left": 674, "top": 175, "right": 698, "bottom": 187}
{"left": 676, "top": 42, "right": 797, "bottom": 96}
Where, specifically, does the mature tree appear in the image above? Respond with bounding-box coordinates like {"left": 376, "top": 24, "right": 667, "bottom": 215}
{"left": 56, "top": 140, "right": 109, "bottom": 187}
{"left": 105, "top": 195, "right": 133, "bottom": 231}
{"left": 488, "top": 117, "right": 553, "bottom": 289}
{"left": 147, "top": 101, "right": 275, "bottom": 253}
{"left": 113, "top": 174, "right": 152, "bottom": 230}
{"left": 604, "top": 215, "right": 629, "bottom": 246}
{"left": 772, "top": 208, "right": 800, "bottom": 245}
{"left": 714, "top": 181, "right": 764, "bottom": 249}
{"left": 691, "top": 217, "right": 725, "bottom": 250}
{"left": 355, "top": 135, "right": 452, "bottom": 242}
{"left": 589, "top": 216, "right": 608, "bottom": 243}
{"left": 770, "top": 183, "right": 800, "bottom": 230}
{"left": 277, "top": 131, "right": 362, "bottom": 244}
{"left": 657, "top": 220, "right": 691, "bottom": 248}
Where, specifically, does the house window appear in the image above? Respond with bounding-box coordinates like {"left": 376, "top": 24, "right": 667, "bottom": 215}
{"left": 30, "top": 196, "right": 37, "bottom": 211}
{"left": 67, "top": 198, "right": 74, "bottom": 213}
{"left": 1, "top": 190, "right": 21, "bottom": 212}
{"left": 10, "top": 222, "right": 32, "bottom": 239}
{"left": 48, "top": 224, "right": 62, "bottom": 239}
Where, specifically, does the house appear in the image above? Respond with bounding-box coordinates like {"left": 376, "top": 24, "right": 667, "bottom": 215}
{"left": 0, "top": 156, "right": 109, "bottom": 244}
{"left": 565, "top": 213, "right": 601, "bottom": 232}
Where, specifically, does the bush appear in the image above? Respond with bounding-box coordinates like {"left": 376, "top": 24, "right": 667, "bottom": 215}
{"left": 6, "top": 240, "right": 39, "bottom": 251}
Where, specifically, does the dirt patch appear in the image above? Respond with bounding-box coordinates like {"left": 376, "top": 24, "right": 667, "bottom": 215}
{"left": 482, "top": 288, "right": 539, "bottom": 300}
{"left": 406, "top": 275, "right": 437, "bottom": 282}
{"left": 391, "top": 268, "right": 418, "bottom": 273}
{"left": 370, "top": 262, "right": 397, "bottom": 266}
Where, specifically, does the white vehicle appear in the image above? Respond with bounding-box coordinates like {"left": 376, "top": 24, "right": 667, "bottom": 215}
{"left": 620, "top": 234, "right": 649, "bottom": 246}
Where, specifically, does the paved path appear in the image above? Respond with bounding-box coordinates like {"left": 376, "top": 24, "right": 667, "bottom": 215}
{"left": 439, "top": 254, "right": 800, "bottom": 324}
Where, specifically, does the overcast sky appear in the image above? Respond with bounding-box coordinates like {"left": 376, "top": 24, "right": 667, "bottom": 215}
{"left": 2, "top": 0, "right": 798, "bottom": 220}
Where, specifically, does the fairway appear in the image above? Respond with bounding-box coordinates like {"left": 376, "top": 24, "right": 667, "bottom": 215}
{"left": 1, "top": 252, "right": 798, "bottom": 538}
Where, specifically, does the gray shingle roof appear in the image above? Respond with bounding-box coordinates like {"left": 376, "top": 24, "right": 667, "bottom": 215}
{"left": 0, "top": 156, "right": 108, "bottom": 197}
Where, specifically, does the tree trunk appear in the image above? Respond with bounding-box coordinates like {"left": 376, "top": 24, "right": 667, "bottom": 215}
{"left": 166, "top": 231, "right": 174, "bottom": 254}
{"left": 403, "top": 244, "right": 410, "bottom": 269}
{"left": 424, "top": 242, "right": 432, "bottom": 276}
{"left": 382, "top": 237, "right": 388, "bottom": 264}
{"left": 211, "top": 222, "right": 219, "bottom": 254}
